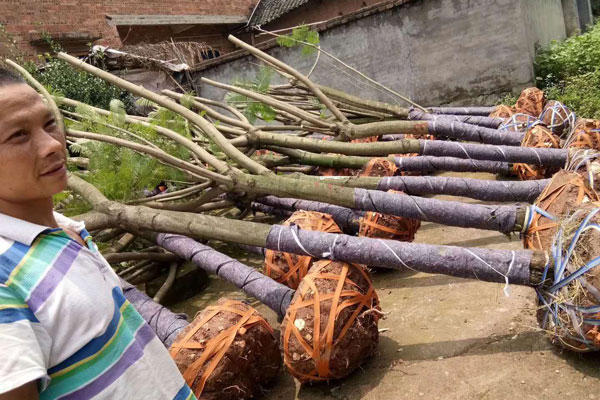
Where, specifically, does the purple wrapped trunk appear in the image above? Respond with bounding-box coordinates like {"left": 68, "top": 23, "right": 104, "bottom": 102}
{"left": 353, "top": 188, "right": 518, "bottom": 233}
{"left": 120, "top": 279, "right": 188, "bottom": 347}
{"left": 409, "top": 108, "right": 504, "bottom": 129}
{"left": 265, "top": 225, "right": 533, "bottom": 286}
{"left": 418, "top": 140, "right": 566, "bottom": 166}
{"left": 377, "top": 176, "right": 549, "bottom": 203}
{"left": 156, "top": 233, "right": 294, "bottom": 318}
{"left": 427, "top": 106, "right": 497, "bottom": 116}
{"left": 426, "top": 120, "right": 524, "bottom": 146}
{"left": 394, "top": 156, "right": 512, "bottom": 174}
{"left": 255, "top": 196, "right": 363, "bottom": 234}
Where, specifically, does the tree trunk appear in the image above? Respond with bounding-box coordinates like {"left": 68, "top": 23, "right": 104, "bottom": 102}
{"left": 409, "top": 108, "right": 505, "bottom": 129}
{"left": 254, "top": 196, "right": 363, "bottom": 234}
{"left": 427, "top": 106, "right": 497, "bottom": 116}
{"left": 156, "top": 234, "right": 294, "bottom": 318}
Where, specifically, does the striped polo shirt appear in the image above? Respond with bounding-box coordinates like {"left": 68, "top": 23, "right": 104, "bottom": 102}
{"left": 0, "top": 211, "right": 195, "bottom": 399}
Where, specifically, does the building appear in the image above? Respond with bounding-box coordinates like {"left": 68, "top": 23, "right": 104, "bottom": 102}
{"left": 0, "top": 0, "right": 595, "bottom": 105}
{"left": 0, "top": 0, "right": 391, "bottom": 60}
{"left": 0, "top": 0, "right": 256, "bottom": 58}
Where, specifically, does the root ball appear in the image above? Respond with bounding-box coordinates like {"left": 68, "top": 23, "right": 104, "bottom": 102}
{"left": 169, "top": 299, "right": 281, "bottom": 400}
{"left": 513, "top": 125, "right": 561, "bottom": 181}
{"left": 264, "top": 211, "right": 343, "bottom": 289}
{"left": 281, "top": 260, "right": 381, "bottom": 382}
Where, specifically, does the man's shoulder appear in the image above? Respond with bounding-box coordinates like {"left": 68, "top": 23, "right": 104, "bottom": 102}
{"left": 0, "top": 235, "right": 15, "bottom": 256}
{"left": 0, "top": 236, "right": 28, "bottom": 285}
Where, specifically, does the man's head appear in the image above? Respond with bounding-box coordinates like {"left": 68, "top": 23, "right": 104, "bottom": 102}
{"left": 0, "top": 68, "right": 67, "bottom": 206}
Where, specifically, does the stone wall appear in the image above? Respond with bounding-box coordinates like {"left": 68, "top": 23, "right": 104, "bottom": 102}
{"left": 194, "top": 0, "right": 569, "bottom": 106}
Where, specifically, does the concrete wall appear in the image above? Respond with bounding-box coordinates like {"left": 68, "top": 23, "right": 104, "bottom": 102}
{"left": 577, "top": 0, "right": 595, "bottom": 28}
{"left": 522, "top": 0, "right": 567, "bottom": 61}
{"left": 195, "top": 0, "right": 567, "bottom": 107}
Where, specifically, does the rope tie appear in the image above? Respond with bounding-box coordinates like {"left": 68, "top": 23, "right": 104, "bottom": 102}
{"left": 537, "top": 207, "right": 600, "bottom": 351}
{"left": 265, "top": 211, "right": 342, "bottom": 289}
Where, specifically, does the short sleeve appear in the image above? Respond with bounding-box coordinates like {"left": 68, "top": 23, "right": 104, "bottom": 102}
{"left": 0, "top": 284, "right": 51, "bottom": 394}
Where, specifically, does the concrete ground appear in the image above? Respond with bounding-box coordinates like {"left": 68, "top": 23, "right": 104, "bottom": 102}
{"left": 172, "top": 172, "right": 600, "bottom": 399}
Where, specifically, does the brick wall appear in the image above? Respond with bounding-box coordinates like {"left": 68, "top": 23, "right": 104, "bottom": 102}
{"left": 0, "top": 0, "right": 257, "bottom": 58}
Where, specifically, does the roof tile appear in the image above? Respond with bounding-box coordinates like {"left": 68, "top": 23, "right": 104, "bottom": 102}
{"left": 248, "top": 0, "right": 311, "bottom": 26}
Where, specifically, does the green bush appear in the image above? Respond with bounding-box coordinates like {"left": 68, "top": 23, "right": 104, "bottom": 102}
{"left": 535, "top": 21, "right": 600, "bottom": 87}
{"left": 535, "top": 20, "right": 600, "bottom": 119}
{"left": 545, "top": 70, "right": 600, "bottom": 120}
{"left": 27, "top": 55, "right": 134, "bottom": 112}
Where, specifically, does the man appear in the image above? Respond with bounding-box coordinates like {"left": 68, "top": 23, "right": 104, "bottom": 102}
{"left": 0, "top": 69, "right": 195, "bottom": 399}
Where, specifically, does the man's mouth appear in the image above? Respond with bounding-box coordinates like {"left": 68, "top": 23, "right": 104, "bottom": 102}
{"left": 41, "top": 161, "right": 66, "bottom": 177}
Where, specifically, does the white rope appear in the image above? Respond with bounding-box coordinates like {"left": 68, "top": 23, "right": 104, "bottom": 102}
{"left": 378, "top": 239, "right": 416, "bottom": 272}
{"left": 321, "top": 234, "right": 340, "bottom": 259}
{"left": 462, "top": 248, "right": 512, "bottom": 295}
{"left": 289, "top": 226, "right": 316, "bottom": 258}
{"left": 529, "top": 146, "right": 543, "bottom": 166}
{"left": 503, "top": 251, "right": 516, "bottom": 297}
{"left": 276, "top": 227, "right": 284, "bottom": 251}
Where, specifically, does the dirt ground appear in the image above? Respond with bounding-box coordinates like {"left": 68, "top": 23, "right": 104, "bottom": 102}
{"left": 172, "top": 172, "right": 600, "bottom": 400}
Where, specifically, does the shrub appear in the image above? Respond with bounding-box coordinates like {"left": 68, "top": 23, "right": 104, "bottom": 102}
{"left": 535, "top": 20, "right": 600, "bottom": 119}
{"left": 535, "top": 21, "right": 600, "bottom": 87}
{"left": 545, "top": 70, "right": 600, "bottom": 120}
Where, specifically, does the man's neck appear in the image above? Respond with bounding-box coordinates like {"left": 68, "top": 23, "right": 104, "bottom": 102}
{"left": 0, "top": 197, "right": 58, "bottom": 228}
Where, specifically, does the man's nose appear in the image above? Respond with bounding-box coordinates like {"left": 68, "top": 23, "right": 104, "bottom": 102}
{"left": 35, "top": 127, "right": 64, "bottom": 158}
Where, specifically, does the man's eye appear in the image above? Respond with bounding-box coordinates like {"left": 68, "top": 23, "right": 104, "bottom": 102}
{"left": 8, "top": 130, "right": 26, "bottom": 140}
{"left": 45, "top": 119, "right": 57, "bottom": 128}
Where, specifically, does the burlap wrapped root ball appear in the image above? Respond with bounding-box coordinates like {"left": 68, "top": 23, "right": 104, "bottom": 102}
{"left": 359, "top": 192, "right": 421, "bottom": 243}
{"left": 358, "top": 161, "right": 421, "bottom": 248}
{"left": 513, "top": 125, "right": 562, "bottom": 180}
{"left": 281, "top": 260, "right": 381, "bottom": 382}
{"left": 489, "top": 104, "right": 515, "bottom": 119}
{"left": 537, "top": 203, "right": 600, "bottom": 352}
{"left": 522, "top": 170, "right": 599, "bottom": 250}
{"left": 264, "top": 211, "right": 343, "bottom": 289}
{"left": 499, "top": 113, "right": 539, "bottom": 133}
{"left": 359, "top": 157, "right": 398, "bottom": 177}
{"left": 169, "top": 299, "right": 281, "bottom": 400}
{"left": 514, "top": 87, "right": 546, "bottom": 117}
{"left": 540, "top": 100, "right": 576, "bottom": 137}
{"left": 566, "top": 119, "right": 600, "bottom": 150}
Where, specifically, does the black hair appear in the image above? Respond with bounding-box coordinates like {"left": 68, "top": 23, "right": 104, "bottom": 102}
{"left": 0, "top": 67, "right": 25, "bottom": 87}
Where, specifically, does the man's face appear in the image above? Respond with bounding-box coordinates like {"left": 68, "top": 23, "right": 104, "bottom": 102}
{"left": 0, "top": 84, "right": 67, "bottom": 204}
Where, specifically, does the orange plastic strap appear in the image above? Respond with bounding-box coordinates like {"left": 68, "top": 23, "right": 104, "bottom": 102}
{"left": 524, "top": 177, "right": 597, "bottom": 250}
{"left": 283, "top": 261, "right": 379, "bottom": 382}
{"left": 360, "top": 212, "right": 413, "bottom": 237}
{"left": 169, "top": 300, "right": 274, "bottom": 398}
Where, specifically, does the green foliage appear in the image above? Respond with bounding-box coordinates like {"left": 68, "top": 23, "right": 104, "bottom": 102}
{"left": 535, "top": 22, "right": 600, "bottom": 87}
{"left": 15, "top": 34, "right": 136, "bottom": 111}
{"left": 28, "top": 57, "right": 135, "bottom": 112}
{"left": 224, "top": 66, "right": 277, "bottom": 124}
{"left": 546, "top": 70, "right": 600, "bottom": 119}
{"left": 535, "top": 20, "right": 600, "bottom": 119}
{"left": 67, "top": 105, "right": 190, "bottom": 202}
{"left": 496, "top": 92, "right": 518, "bottom": 106}
{"left": 276, "top": 25, "right": 320, "bottom": 56}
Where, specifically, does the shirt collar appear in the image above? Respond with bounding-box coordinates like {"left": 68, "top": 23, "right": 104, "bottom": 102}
{"left": 0, "top": 212, "right": 86, "bottom": 246}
